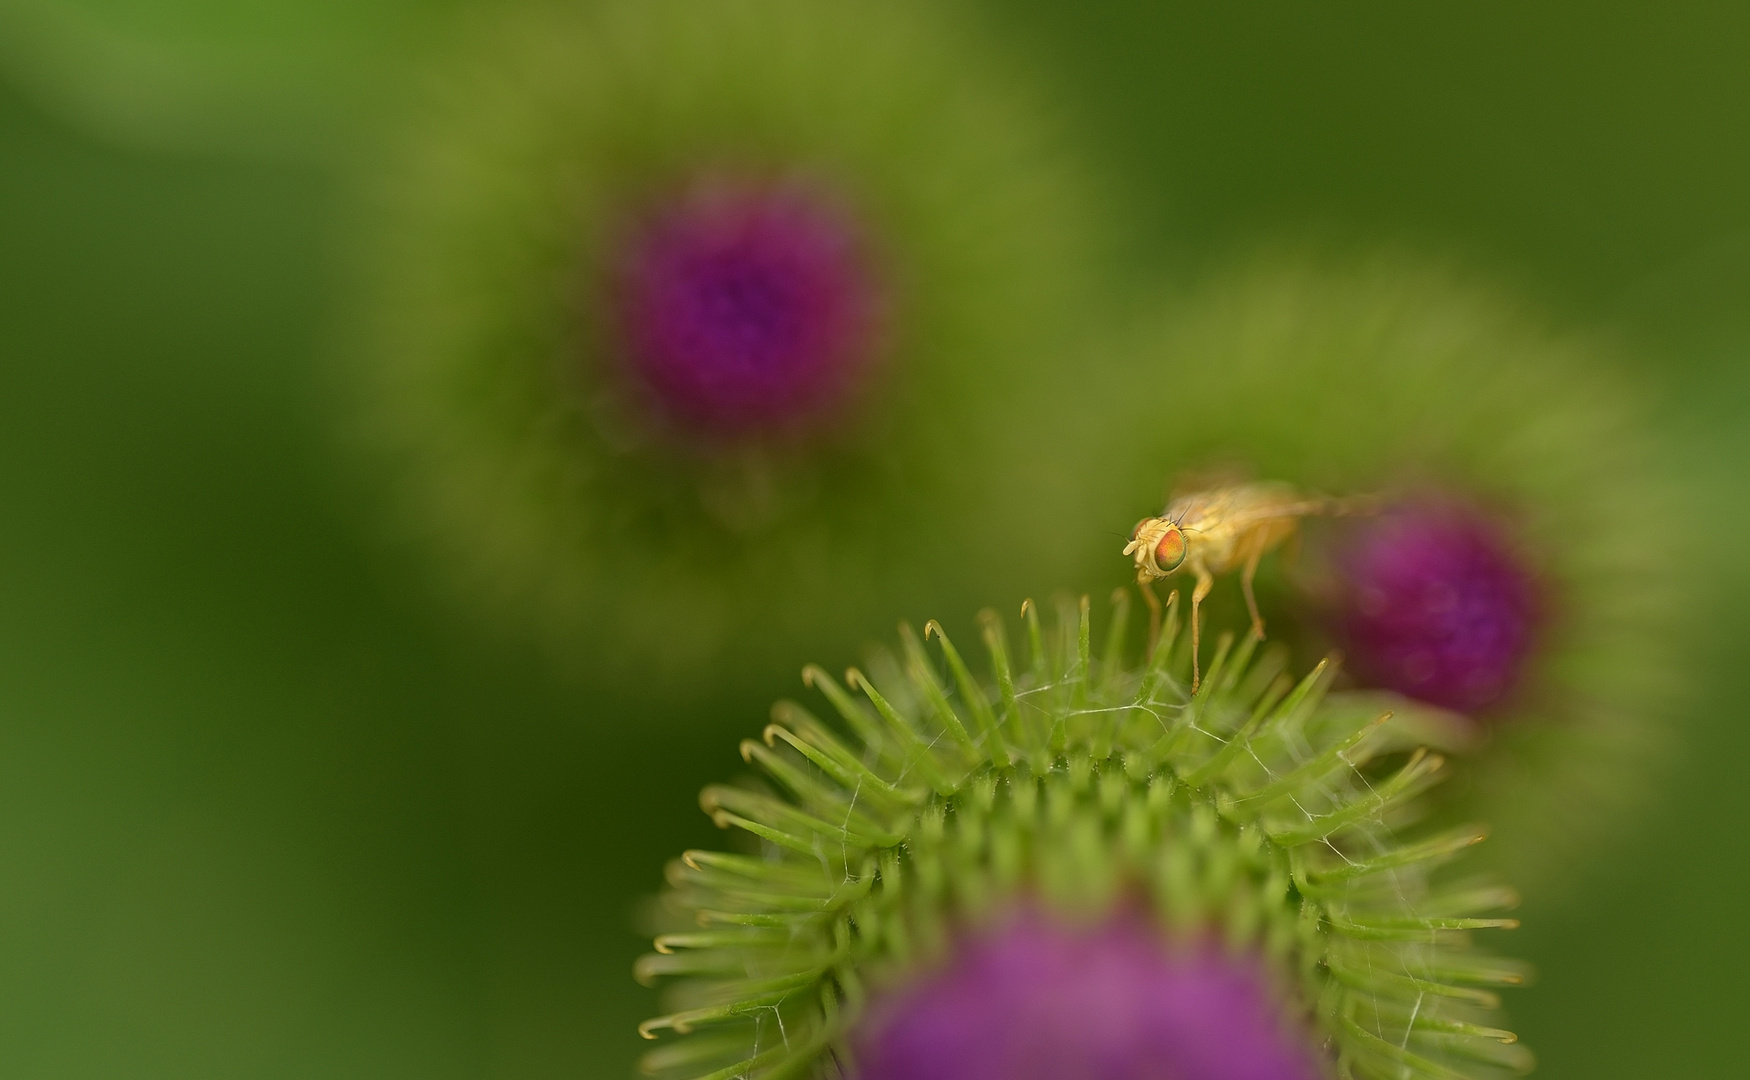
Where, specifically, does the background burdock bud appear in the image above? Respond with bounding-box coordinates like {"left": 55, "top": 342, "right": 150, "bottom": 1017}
{"left": 347, "top": 0, "right": 1109, "bottom": 703}
{"left": 1105, "top": 251, "right": 1688, "bottom": 894}
{"left": 638, "top": 595, "right": 1529, "bottom": 1080}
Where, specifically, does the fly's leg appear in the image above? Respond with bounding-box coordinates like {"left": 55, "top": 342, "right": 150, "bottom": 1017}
{"left": 1241, "top": 536, "right": 1267, "bottom": 641}
{"left": 1189, "top": 564, "right": 1214, "bottom": 693}
{"left": 1281, "top": 525, "right": 1303, "bottom": 573}
{"left": 1139, "top": 578, "right": 1162, "bottom": 662}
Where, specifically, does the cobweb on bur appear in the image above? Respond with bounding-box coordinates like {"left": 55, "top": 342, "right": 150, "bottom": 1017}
{"left": 637, "top": 589, "right": 1532, "bottom": 1080}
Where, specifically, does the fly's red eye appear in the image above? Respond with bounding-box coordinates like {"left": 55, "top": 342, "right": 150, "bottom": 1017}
{"left": 1154, "top": 527, "right": 1187, "bottom": 572}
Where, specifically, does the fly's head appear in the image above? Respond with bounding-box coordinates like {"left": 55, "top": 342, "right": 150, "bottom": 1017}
{"left": 1124, "top": 517, "right": 1188, "bottom": 581}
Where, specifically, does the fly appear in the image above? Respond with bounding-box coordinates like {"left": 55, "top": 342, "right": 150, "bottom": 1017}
{"left": 1124, "top": 481, "right": 1370, "bottom": 691}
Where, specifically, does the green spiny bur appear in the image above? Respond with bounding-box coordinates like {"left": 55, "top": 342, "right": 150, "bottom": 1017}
{"left": 639, "top": 593, "right": 1530, "bottom": 1080}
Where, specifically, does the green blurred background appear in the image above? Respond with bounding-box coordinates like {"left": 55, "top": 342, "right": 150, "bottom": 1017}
{"left": 2, "top": 3, "right": 1747, "bottom": 1077}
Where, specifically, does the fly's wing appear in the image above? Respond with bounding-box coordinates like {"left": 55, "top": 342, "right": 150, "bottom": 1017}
{"left": 1228, "top": 498, "right": 1334, "bottom": 525}
{"left": 1167, "top": 483, "right": 1377, "bottom": 532}
{"left": 1218, "top": 485, "right": 1380, "bottom": 527}
{"left": 1171, "top": 483, "right": 1305, "bottom": 530}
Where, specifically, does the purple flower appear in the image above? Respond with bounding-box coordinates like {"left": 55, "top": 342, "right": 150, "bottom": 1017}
{"left": 1326, "top": 500, "right": 1541, "bottom": 714}
{"left": 853, "top": 909, "right": 1323, "bottom": 1080}
{"left": 610, "top": 178, "right": 882, "bottom": 440}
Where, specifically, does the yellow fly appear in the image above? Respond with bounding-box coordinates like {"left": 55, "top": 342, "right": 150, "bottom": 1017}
{"left": 1124, "top": 481, "right": 1364, "bottom": 690}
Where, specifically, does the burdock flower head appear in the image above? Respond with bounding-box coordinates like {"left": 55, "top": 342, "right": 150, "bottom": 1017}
{"left": 1324, "top": 498, "right": 1543, "bottom": 716}
{"left": 349, "top": 0, "right": 1107, "bottom": 699}
{"left": 1108, "top": 251, "right": 1687, "bottom": 890}
{"left": 638, "top": 596, "right": 1529, "bottom": 1079}
{"left": 855, "top": 910, "right": 1322, "bottom": 1080}
{"left": 609, "top": 179, "right": 883, "bottom": 440}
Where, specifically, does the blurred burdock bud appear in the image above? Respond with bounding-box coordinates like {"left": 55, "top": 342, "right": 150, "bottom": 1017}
{"left": 638, "top": 596, "right": 1529, "bottom": 1080}
{"left": 346, "top": 0, "right": 1109, "bottom": 700}
{"left": 1108, "top": 251, "right": 1687, "bottom": 892}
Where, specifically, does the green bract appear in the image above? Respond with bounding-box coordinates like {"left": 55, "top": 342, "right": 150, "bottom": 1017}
{"left": 639, "top": 594, "right": 1528, "bottom": 1080}
{"left": 1105, "top": 251, "right": 1687, "bottom": 891}
{"left": 346, "top": 0, "right": 1107, "bottom": 699}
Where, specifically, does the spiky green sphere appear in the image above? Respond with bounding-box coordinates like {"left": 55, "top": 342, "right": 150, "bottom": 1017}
{"left": 639, "top": 596, "right": 1528, "bottom": 1079}
{"left": 346, "top": 0, "right": 1108, "bottom": 698}
{"left": 1104, "top": 251, "right": 1687, "bottom": 891}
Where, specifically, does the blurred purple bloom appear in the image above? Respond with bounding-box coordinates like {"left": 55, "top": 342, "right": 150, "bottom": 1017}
{"left": 611, "top": 178, "right": 881, "bottom": 439}
{"left": 1328, "top": 500, "right": 1540, "bottom": 714}
{"left": 853, "top": 909, "right": 1322, "bottom": 1080}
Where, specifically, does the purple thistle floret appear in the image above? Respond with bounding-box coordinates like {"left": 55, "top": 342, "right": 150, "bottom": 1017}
{"left": 853, "top": 909, "right": 1323, "bottom": 1080}
{"left": 610, "top": 178, "right": 882, "bottom": 440}
{"left": 1327, "top": 500, "right": 1541, "bottom": 715}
